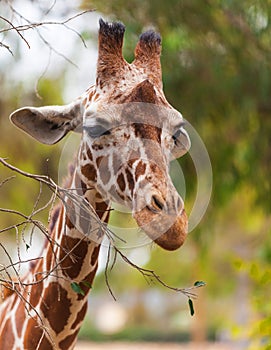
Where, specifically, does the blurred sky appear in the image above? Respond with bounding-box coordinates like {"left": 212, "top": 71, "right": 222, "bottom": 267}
{"left": 1, "top": 0, "right": 101, "bottom": 101}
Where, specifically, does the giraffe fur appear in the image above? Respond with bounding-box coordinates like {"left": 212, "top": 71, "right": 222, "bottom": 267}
{"left": 0, "top": 19, "right": 191, "bottom": 349}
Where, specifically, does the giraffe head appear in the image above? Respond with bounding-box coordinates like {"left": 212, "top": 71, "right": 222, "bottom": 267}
{"left": 10, "top": 19, "right": 190, "bottom": 251}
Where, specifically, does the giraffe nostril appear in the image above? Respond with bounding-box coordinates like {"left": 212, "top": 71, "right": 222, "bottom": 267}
{"left": 148, "top": 194, "right": 165, "bottom": 213}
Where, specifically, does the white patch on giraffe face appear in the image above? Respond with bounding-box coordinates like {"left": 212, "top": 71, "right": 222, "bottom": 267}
{"left": 84, "top": 104, "right": 98, "bottom": 117}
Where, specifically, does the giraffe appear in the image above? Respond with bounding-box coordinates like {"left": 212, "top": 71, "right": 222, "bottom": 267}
{"left": 0, "top": 19, "right": 191, "bottom": 350}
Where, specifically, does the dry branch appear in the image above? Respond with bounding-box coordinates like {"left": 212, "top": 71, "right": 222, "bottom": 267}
{"left": 0, "top": 157, "right": 205, "bottom": 320}
{"left": 0, "top": 1, "right": 94, "bottom": 57}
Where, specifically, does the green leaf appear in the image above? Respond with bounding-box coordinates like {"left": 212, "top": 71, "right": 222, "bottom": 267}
{"left": 70, "top": 282, "right": 85, "bottom": 296}
{"left": 188, "top": 298, "right": 195, "bottom": 316}
{"left": 194, "top": 280, "right": 206, "bottom": 287}
{"left": 82, "top": 280, "right": 92, "bottom": 289}
{"left": 25, "top": 243, "right": 30, "bottom": 251}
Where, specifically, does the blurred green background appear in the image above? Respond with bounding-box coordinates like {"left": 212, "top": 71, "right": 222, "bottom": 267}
{"left": 1, "top": 0, "right": 271, "bottom": 349}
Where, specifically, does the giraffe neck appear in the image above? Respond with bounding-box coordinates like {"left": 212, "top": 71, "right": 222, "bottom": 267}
{"left": 0, "top": 165, "right": 110, "bottom": 350}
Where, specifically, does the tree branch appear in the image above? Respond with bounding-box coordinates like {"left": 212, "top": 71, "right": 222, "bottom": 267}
{"left": 0, "top": 157, "right": 205, "bottom": 319}
{"left": 0, "top": 1, "right": 94, "bottom": 56}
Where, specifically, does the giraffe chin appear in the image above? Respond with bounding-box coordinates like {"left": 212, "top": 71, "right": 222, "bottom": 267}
{"left": 133, "top": 209, "right": 188, "bottom": 251}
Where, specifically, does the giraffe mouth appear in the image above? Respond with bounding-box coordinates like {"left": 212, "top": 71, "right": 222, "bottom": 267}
{"left": 133, "top": 206, "right": 188, "bottom": 251}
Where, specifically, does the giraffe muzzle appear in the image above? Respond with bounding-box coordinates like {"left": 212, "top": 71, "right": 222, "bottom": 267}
{"left": 133, "top": 190, "right": 188, "bottom": 251}
{"left": 152, "top": 209, "right": 188, "bottom": 250}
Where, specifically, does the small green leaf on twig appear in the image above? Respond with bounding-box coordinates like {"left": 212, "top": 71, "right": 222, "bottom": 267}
{"left": 71, "top": 282, "right": 85, "bottom": 296}
{"left": 188, "top": 298, "right": 195, "bottom": 316}
{"left": 194, "top": 281, "right": 206, "bottom": 287}
{"left": 82, "top": 280, "right": 92, "bottom": 288}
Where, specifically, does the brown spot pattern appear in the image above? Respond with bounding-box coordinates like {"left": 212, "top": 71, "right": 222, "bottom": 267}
{"left": 124, "top": 80, "right": 159, "bottom": 103}
{"left": 59, "top": 236, "right": 88, "bottom": 279}
{"left": 81, "top": 152, "right": 87, "bottom": 161}
{"left": 71, "top": 302, "right": 88, "bottom": 329}
{"left": 81, "top": 180, "right": 87, "bottom": 194}
{"left": 24, "top": 317, "right": 54, "bottom": 350}
{"left": 116, "top": 190, "right": 125, "bottom": 201}
{"left": 49, "top": 206, "right": 60, "bottom": 233}
{"left": 127, "top": 158, "right": 137, "bottom": 169}
{"left": 133, "top": 123, "right": 161, "bottom": 142}
{"left": 95, "top": 201, "right": 109, "bottom": 219}
{"left": 66, "top": 213, "right": 75, "bottom": 230}
{"left": 135, "top": 160, "right": 146, "bottom": 180}
{"left": 40, "top": 282, "right": 71, "bottom": 334}
{"left": 91, "top": 245, "right": 100, "bottom": 265}
{"left": 81, "top": 163, "right": 97, "bottom": 182}
{"left": 46, "top": 244, "right": 53, "bottom": 271}
{"left": 117, "top": 173, "right": 125, "bottom": 192}
{"left": 15, "top": 302, "right": 25, "bottom": 337}
{"left": 77, "top": 267, "right": 98, "bottom": 301}
{"left": 0, "top": 282, "right": 15, "bottom": 300}
{"left": 59, "top": 330, "right": 79, "bottom": 350}
{"left": 74, "top": 172, "right": 87, "bottom": 195}
{"left": 29, "top": 277, "right": 43, "bottom": 309}
{"left": 86, "top": 145, "right": 93, "bottom": 161}
{"left": 125, "top": 168, "right": 134, "bottom": 195}
{"left": 0, "top": 319, "right": 15, "bottom": 348}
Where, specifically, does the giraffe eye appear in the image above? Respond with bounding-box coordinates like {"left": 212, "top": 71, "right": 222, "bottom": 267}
{"left": 83, "top": 125, "right": 111, "bottom": 138}
{"left": 172, "top": 126, "right": 191, "bottom": 153}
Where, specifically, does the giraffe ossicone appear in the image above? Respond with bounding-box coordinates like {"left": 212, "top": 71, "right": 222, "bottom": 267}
{"left": 1, "top": 19, "right": 191, "bottom": 350}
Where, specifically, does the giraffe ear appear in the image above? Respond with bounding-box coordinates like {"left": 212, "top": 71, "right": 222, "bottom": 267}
{"left": 133, "top": 30, "right": 162, "bottom": 88}
{"left": 10, "top": 100, "right": 83, "bottom": 145}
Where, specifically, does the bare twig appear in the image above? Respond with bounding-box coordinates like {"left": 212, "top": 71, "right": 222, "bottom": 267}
{"left": 105, "top": 245, "right": 117, "bottom": 301}
{"left": 0, "top": 157, "right": 205, "bottom": 325}
{"left": 0, "top": 15, "right": 30, "bottom": 49}
{"left": 0, "top": 10, "right": 94, "bottom": 36}
{"left": 0, "top": 0, "right": 94, "bottom": 62}
{"left": 0, "top": 175, "right": 16, "bottom": 187}
{"left": 0, "top": 41, "right": 13, "bottom": 55}
{"left": 0, "top": 257, "right": 43, "bottom": 274}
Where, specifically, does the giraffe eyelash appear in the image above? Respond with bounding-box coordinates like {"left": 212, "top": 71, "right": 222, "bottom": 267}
{"left": 172, "top": 126, "right": 190, "bottom": 151}
{"left": 83, "top": 125, "right": 111, "bottom": 138}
